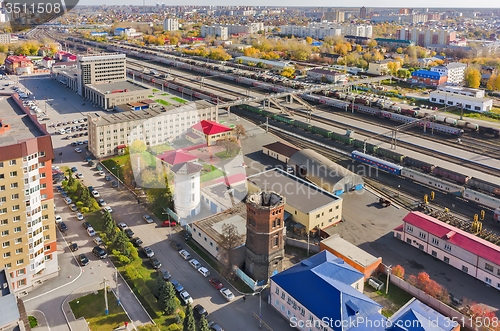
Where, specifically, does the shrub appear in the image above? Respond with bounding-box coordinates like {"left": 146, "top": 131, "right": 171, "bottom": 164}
{"left": 76, "top": 201, "right": 84, "bottom": 208}
{"left": 118, "top": 255, "right": 131, "bottom": 264}
{"left": 178, "top": 310, "right": 185, "bottom": 320}
{"left": 167, "top": 324, "right": 180, "bottom": 331}
{"left": 62, "top": 181, "right": 68, "bottom": 187}
{"left": 71, "top": 195, "right": 78, "bottom": 201}
{"left": 81, "top": 207, "right": 89, "bottom": 213}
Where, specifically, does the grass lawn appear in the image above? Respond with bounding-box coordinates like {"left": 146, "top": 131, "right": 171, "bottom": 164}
{"left": 28, "top": 316, "right": 38, "bottom": 328}
{"left": 102, "top": 152, "right": 157, "bottom": 187}
{"left": 148, "top": 95, "right": 154, "bottom": 98}
{"left": 154, "top": 99, "right": 172, "bottom": 106}
{"left": 214, "top": 148, "right": 241, "bottom": 160}
{"left": 186, "top": 241, "right": 253, "bottom": 293}
{"left": 161, "top": 93, "right": 169, "bottom": 96}
{"left": 69, "top": 290, "right": 129, "bottom": 331}
{"left": 200, "top": 165, "right": 226, "bottom": 183}
{"left": 153, "top": 89, "right": 159, "bottom": 92}
{"left": 444, "top": 107, "right": 500, "bottom": 123}
{"left": 149, "top": 143, "right": 173, "bottom": 154}
{"left": 171, "top": 97, "right": 187, "bottom": 103}
{"left": 375, "top": 278, "right": 414, "bottom": 309}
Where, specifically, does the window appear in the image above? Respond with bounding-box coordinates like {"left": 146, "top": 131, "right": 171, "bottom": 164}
{"left": 13, "top": 216, "right": 20, "bottom": 222}
{"left": 275, "top": 287, "right": 280, "bottom": 294}
{"left": 2, "top": 241, "right": 9, "bottom": 248}
{"left": 485, "top": 263, "right": 494, "bottom": 272}
{"left": 12, "top": 205, "right": 19, "bottom": 211}
{"left": 485, "top": 277, "right": 492, "bottom": 284}
{"left": 1, "top": 230, "right": 8, "bottom": 236}
{"left": 444, "top": 257, "right": 450, "bottom": 264}
{"left": 444, "top": 244, "right": 451, "bottom": 251}
{"left": 275, "top": 299, "right": 279, "bottom": 307}
{"left": 281, "top": 292, "right": 285, "bottom": 299}
{"left": 40, "top": 173, "right": 46, "bottom": 178}
{"left": 9, "top": 160, "right": 16, "bottom": 166}
{"left": 15, "top": 238, "right": 22, "bottom": 244}
{"left": 14, "top": 227, "right": 21, "bottom": 233}
{"left": 3, "top": 252, "right": 11, "bottom": 258}
{"left": 0, "top": 219, "right": 6, "bottom": 225}
{"left": 406, "top": 238, "right": 411, "bottom": 244}
{"left": 11, "top": 194, "right": 19, "bottom": 200}
{"left": 281, "top": 304, "right": 285, "bottom": 312}
{"left": 0, "top": 174, "right": 3, "bottom": 180}
{"left": 17, "top": 279, "right": 26, "bottom": 287}
{"left": 39, "top": 162, "right": 45, "bottom": 167}
{"left": 462, "top": 265, "right": 468, "bottom": 273}
{"left": 10, "top": 171, "right": 17, "bottom": 177}
{"left": 0, "top": 162, "right": 3, "bottom": 167}
{"left": 432, "top": 238, "right": 439, "bottom": 245}
{"left": 17, "top": 269, "right": 25, "bottom": 276}
{"left": 431, "top": 250, "right": 437, "bottom": 257}
{"left": 10, "top": 183, "right": 17, "bottom": 189}
{"left": 4, "top": 263, "right": 11, "bottom": 268}
{"left": 406, "top": 225, "right": 413, "bottom": 233}
{"left": 419, "top": 232, "right": 426, "bottom": 239}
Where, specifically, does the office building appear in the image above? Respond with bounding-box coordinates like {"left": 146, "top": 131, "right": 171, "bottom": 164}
{"left": 87, "top": 100, "right": 218, "bottom": 157}
{"left": 76, "top": 53, "right": 126, "bottom": 95}
{"left": 0, "top": 95, "right": 58, "bottom": 293}
{"left": 163, "top": 18, "right": 179, "bottom": 31}
{"left": 430, "top": 62, "right": 467, "bottom": 85}
{"left": 200, "top": 25, "right": 229, "bottom": 40}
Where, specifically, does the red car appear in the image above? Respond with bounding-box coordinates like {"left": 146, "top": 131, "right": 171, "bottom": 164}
{"left": 209, "top": 278, "right": 223, "bottom": 290}
{"left": 162, "top": 220, "right": 177, "bottom": 227}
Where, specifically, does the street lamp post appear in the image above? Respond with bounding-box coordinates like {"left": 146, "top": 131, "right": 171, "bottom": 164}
{"left": 113, "top": 164, "right": 124, "bottom": 189}
{"left": 253, "top": 283, "right": 269, "bottom": 328}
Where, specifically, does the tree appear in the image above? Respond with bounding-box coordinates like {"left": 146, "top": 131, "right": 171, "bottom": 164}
{"left": 183, "top": 304, "right": 196, "bottom": 331}
{"left": 159, "top": 282, "right": 176, "bottom": 314}
{"left": 465, "top": 68, "right": 481, "bottom": 88}
{"left": 66, "top": 169, "right": 75, "bottom": 186}
{"left": 305, "top": 36, "right": 313, "bottom": 44}
{"left": 115, "top": 230, "right": 129, "bottom": 252}
{"left": 367, "top": 40, "right": 377, "bottom": 49}
{"left": 355, "top": 44, "right": 362, "bottom": 52}
{"left": 130, "top": 139, "right": 147, "bottom": 154}
{"left": 218, "top": 223, "right": 241, "bottom": 279}
{"left": 153, "top": 274, "right": 166, "bottom": 299}
{"left": 233, "top": 124, "right": 246, "bottom": 140}
{"left": 392, "top": 265, "right": 405, "bottom": 278}
{"left": 487, "top": 74, "right": 497, "bottom": 90}
{"left": 199, "top": 316, "right": 210, "bottom": 331}
{"left": 494, "top": 74, "right": 500, "bottom": 91}
{"left": 0, "top": 53, "right": 6, "bottom": 66}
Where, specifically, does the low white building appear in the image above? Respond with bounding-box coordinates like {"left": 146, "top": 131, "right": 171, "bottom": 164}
{"left": 437, "top": 85, "right": 485, "bottom": 98}
{"left": 429, "top": 90, "right": 493, "bottom": 113}
{"left": 430, "top": 62, "right": 466, "bottom": 85}
{"left": 306, "top": 68, "right": 348, "bottom": 83}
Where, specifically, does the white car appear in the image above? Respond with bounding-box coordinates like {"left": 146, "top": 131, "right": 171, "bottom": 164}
{"left": 143, "top": 215, "right": 153, "bottom": 223}
{"left": 179, "top": 250, "right": 191, "bottom": 260}
{"left": 87, "top": 227, "right": 96, "bottom": 236}
{"left": 220, "top": 288, "right": 235, "bottom": 301}
{"left": 75, "top": 148, "right": 82, "bottom": 153}
{"left": 104, "top": 206, "right": 113, "bottom": 213}
{"left": 179, "top": 290, "right": 193, "bottom": 305}
{"left": 76, "top": 172, "right": 84, "bottom": 178}
{"left": 189, "top": 259, "right": 201, "bottom": 269}
{"left": 76, "top": 213, "right": 84, "bottom": 220}
{"left": 93, "top": 237, "right": 103, "bottom": 245}
{"left": 98, "top": 171, "right": 105, "bottom": 176}
{"left": 55, "top": 215, "right": 62, "bottom": 223}
{"left": 118, "top": 223, "right": 128, "bottom": 230}
{"left": 198, "top": 267, "right": 210, "bottom": 277}
{"left": 64, "top": 197, "right": 72, "bottom": 204}
{"left": 91, "top": 190, "right": 100, "bottom": 198}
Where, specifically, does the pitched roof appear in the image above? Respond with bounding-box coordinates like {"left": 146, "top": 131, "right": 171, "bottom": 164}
{"left": 401, "top": 211, "right": 500, "bottom": 266}
{"left": 192, "top": 120, "right": 232, "bottom": 135}
{"left": 271, "top": 251, "right": 382, "bottom": 329}
{"left": 412, "top": 70, "right": 445, "bottom": 78}
{"left": 262, "top": 141, "right": 301, "bottom": 158}
{"left": 388, "top": 298, "right": 459, "bottom": 331}
{"left": 158, "top": 150, "right": 198, "bottom": 165}
{"left": 171, "top": 161, "right": 203, "bottom": 175}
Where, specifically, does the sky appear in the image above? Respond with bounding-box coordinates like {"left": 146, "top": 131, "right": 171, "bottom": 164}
{"left": 76, "top": 0, "right": 500, "bottom": 8}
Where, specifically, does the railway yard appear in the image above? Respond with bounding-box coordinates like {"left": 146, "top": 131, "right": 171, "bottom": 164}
{"left": 28, "top": 28, "right": 500, "bottom": 307}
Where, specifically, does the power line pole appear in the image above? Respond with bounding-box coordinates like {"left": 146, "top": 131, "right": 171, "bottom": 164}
{"left": 103, "top": 277, "right": 109, "bottom": 315}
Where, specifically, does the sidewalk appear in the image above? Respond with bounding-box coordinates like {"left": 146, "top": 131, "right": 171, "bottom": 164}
{"left": 27, "top": 310, "right": 51, "bottom": 331}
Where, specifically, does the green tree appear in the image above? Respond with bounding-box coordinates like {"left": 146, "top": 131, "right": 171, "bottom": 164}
{"left": 115, "top": 231, "right": 129, "bottom": 252}
{"left": 153, "top": 274, "right": 166, "bottom": 298}
{"left": 130, "top": 139, "right": 147, "bottom": 154}
{"left": 159, "top": 282, "right": 177, "bottom": 314}
{"left": 183, "top": 304, "right": 196, "bottom": 331}
{"left": 103, "top": 212, "right": 115, "bottom": 238}
{"left": 66, "top": 169, "right": 75, "bottom": 186}
{"left": 199, "top": 316, "right": 209, "bottom": 331}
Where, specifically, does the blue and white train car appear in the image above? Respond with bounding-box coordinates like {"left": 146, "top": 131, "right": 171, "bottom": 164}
{"left": 401, "top": 168, "right": 464, "bottom": 196}
{"left": 352, "top": 151, "right": 403, "bottom": 175}
{"left": 463, "top": 189, "right": 500, "bottom": 210}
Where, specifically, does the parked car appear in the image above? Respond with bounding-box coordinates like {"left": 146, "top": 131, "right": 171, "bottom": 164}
{"left": 93, "top": 237, "right": 103, "bottom": 246}
{"left": 198, "top": 267, "right": 210, "bottom": 278}
{"left": 170, "top": 240, "right": 182, "bottom": 251}
{"left": 82, "top": 222, "right": 91, "bottom": 229}
{"left": 220, "top": 288, "right": 235, "bottom": 301}
{"left": 149, "top": 257, "right": 162, "bottom": 269}
{"left": 97, "top": 199, "right": 106, "bottom": 206}
{"left": 58, "top": 222, "right": 67, "bottom": 232}
{"left": 93, "top": 246, "right": 107, "bottom": 259}
{"left": 91, "top": 190, "right": 100, "bottom": 198}
{"left": 103, "top": 206, "right": 113, "bottom": 213}
{"left": 76, "top": 172, "right": 84, "bottom": 178}
{"left": 158, "top": 269, "right": 171, "bottom": 281}
{"left": 179, "top": 290, "right": 193, "bottom": 305}
{"left": 69, "top": 204, "right": 77, "bottom": 212}
{"left": 189, "top": 259, "right": 201, "bottom": 269}
{"left": 143, "top": 247, "right": 154, "bottom": 258}
{"left": 98, "top": 171, "right": 105, "bottom": 176}
{"left": 124, "top": 228, "right": 134, "bottom": 238}
{"left": 179, "top": 250, "right": 191, "bottom": 260}
{"left": 111, "top": 181, "right": 118, "bottom": 188}
{"left": 105, "top": 175, "right": 112, "bottom": 181}
{"left": 76, "top": 213, "right": 84, "bottom": 221}
{"left": 162, "top": 220, "right": 177, "bottom": 227}
{"left": 69, "top": 243, "right": 78, "bottom": 252}
{"left": 143, "top": 215, "right": 153, "bottom": 223}
{"left": 170, "top": 279, "right": 184, "bottom": 293}
{"left": 209, "top": 278, "right": 223, "bottom": 290}
{"left": 193, "top": 304, "right": 208, "bottom": 319}
{"left": 71, "top": 167, "right": 78, "bottom": 172}
{"left": 64, "top": 197, "right": 72, "bottom": 204}
{"left": 87, "top": 227, "right": 96, "bottom": 237}
{"left": 208, "top": 321, "right": 224, "bottom": 331}
{"left": 75, "top": 148, "right": 82, "bottom": 153}
{"left": 55, "top": 215, "right": 62, "bottom": 223}
{"left": 131, "top": 237, "right": 143, "bottom": 247}
{"left": 78, "top": 254, "right": 90, "bottom": 266}
{"left": 179, "top": 230, "right": 192, "bottom": 241}
{"left": 118, "top": 223, "right": 128, "bottom": 230}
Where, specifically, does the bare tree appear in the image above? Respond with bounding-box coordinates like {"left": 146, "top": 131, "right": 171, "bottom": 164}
{"left": 218, "top": 223, "right": 241, "bottom": 279}
{"left": 233, "top": 124, "right": 246, "bottom": 140}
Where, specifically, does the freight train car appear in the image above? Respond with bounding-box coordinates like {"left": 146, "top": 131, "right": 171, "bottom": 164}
{"left": 467, "top": 177, "right": 500, "bottom": 197}
{"left": 432, "top": 167, "right": 470, "bottom": 184}
{"left": 404, "top": 157, "right": 435, "bottom": 173}
{"left": 401, "top": 168, "right": 464, "bottom": 196}
{"left": 463, "top": 189, "right": 500, "bottom": 210}
{"left": 352, "top": 151, "right": 403, "bottom": 175}
{"left": 376, "top": 148, "right": 406, "bottom": 163}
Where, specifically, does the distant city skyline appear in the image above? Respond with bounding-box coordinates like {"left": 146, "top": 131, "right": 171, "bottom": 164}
{"left": 76, "top": 0, "right": 499, "bottom": 8}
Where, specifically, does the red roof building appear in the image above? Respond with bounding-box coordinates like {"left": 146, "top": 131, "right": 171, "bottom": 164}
{"left": 394, "top": 211, "right": 500, "bottom": 290}
{"left": 158, "top": 149, "right": 199, "bottom": 169}
{"left": 191, "top": 120, "right": 234, "bottom": 146}
{"left": 5, "top": 56, "right": 33, "bottom": 75}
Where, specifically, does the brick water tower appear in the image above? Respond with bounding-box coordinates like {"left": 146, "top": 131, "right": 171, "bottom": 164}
{"left": 245, "top": 191, "right": 285, "bottom": 282}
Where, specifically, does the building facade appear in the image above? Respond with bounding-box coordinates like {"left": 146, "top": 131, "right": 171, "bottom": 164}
{"left": 200, "top": 25, "right": 229, "bottom": 40}
{"left": 306, "top": 68, "right": 347, "bottom": 83}
{"left": 437, "top": 85, "right": 485, "bottom": 98}
{"left": 374, "top": 38, "right": 414, "bottom": 48}
{"left": 396, "top": 27, "right": 456, "bottom": 47}
{"left": 394, "top": 211, "right": 500, "bottom": 291}
{"left": 0, "top": 95, "right": 58, "bottom": 293}
{"left": 430, "top": 62, "right": 466, "bottom": 85}
{"left": 367, "top": 59, "right": 393, "bottom": 75}
{"left": 325, "top": 11, "right": 345, "bottom": 22}
{"left": 163, "top": 18, "right": 179, "bottom": 31}
{"left": 200, "top": 23, "right": 263, "bottom": 37}
{"left": 190, "top": 120, "right": 234, "bottom": 146}
{"left": 360, "top": 6, "right": 367, "bottom": 19}
{"left": 0, "top": 33, "right": 11, "bottom": 44}
{"left": 172, "top": 162, "right": 203, "bottom": 219}
{"left": 87, "top": 100, "right": 217, "bottom": 157}
{"left": 245, "top": 191, "right": 285, "bottom": 281}
{"left": 429, "top": 91, "right": 493, "bottom": 112}
{"left": 76, "top": 53, "right": 126, "bottom": 95}
{"left": 5, "top": 56, "right": 33, "bottom": 75}
{"left": 411, "top": 70, "right": 447, "bottom": 86}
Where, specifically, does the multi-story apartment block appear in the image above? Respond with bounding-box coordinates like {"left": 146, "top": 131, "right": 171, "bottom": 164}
{"left": 87, "top": 100, "right": 218, "bottom": 157}
{"left": 396, "top": 27, "right": 456, "bottom": 47}
{"left": 394, "top": 211, "right": 500, "bottom": 291}
{"left": 430, "top": 62, "right": 467, "bottom": 85}
{"left": 0, "top": 33, "right": 11, "bottom": 44}
{"left": 359, "top": 6, "right": 367, "bottom": 19}
{"left": 200, "top": 23, "right": 263, "bottom": 37}
{"left": 200, "top": 25, "right": 229, "bottom": 40}
{"left": 279, "top": 22, "right": 372, "bottom": 39}
{"left": 325, "top": 10, "right": 345, "bottom": 22}
{"left": 76, "top": 53, "right": 126, "bottom": 95}
{"left": 0, "top": 95, "right": 57, "bottom": 293}
{"left": 163, "top": 18, "right": 179, "bottom": 31}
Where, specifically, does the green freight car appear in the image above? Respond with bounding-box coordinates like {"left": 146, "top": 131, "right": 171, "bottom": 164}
{"left": 330, "top": 132, "right": 353, "bottom": 145}
{"left": 275, "top": 115, "right": 294, "bottom": 124}
{"left": 376, "top": 148, "right": 406, "bottom": 163}
{"left": 237, "top": 104, "right": 262, "bottom": 115}
{"left": 310, "top": 125, "right": 331, "bottom": 138}
{"left": 352, "top": 139, "right": 378, "bottom": 153}
{"left": 292, "top": 120, "right": 312, "bottom": 130}
{"left": 261, "top": 110, "right": 275, "bottom": 119}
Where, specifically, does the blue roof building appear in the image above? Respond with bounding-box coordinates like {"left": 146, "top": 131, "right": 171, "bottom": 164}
{"left": 269, "top": 251, "right": 385, "bottom": 331}
{"left": 411, "top": 70, "right": 447, "bottom": 86}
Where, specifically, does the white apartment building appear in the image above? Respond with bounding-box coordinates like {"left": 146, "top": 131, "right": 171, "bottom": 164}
{"left": 0, "top": 33, "right": 11, "bottom": 44}
{"left": 279, "top": 22, "right": 372, "bottom": 39}
{"left": 431, "top": 62, "right": 467, "bottom": 85}
{"left": 200, "top": 23, "right": 264, "bottom": 37}
{"left": 394, "top": 212, "right": 500, "bottom": 291}
{"left": 87, "top": 100, "right": 218, "bottom": 157}
{"left": 429, "top": 91, "right": 493, "bottom": 113}
{"left": 200, "top": 25, "right": 229, "bottom": 40}
{"left": 163, "top": 18, "right": 179, "bottom": 31}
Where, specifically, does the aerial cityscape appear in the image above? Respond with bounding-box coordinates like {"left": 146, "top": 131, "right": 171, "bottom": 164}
{"left": 0, "top": 3, "right": 499, "bottom": 331}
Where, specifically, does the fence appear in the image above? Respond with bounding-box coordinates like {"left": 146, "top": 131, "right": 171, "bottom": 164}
{"left": 285, "top": 238, "right": 320, "bottom": 253}
{"left": 234, "top": 266, "right": 256, "bottom": 291}
{"left": 381, "top": 265, "right": 475, "bottom": 330}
